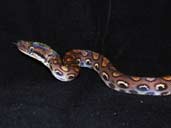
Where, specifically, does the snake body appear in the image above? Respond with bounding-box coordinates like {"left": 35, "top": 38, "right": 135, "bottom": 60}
{"left": 17, "top": 40, "right": 171, "bottom": 96}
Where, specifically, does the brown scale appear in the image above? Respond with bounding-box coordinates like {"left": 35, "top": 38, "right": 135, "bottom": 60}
{"left": 90, "top": 54, "right": 171, "bottom": 95}
{"left": 17, "top": 41, "right": 171, "bottom": 96}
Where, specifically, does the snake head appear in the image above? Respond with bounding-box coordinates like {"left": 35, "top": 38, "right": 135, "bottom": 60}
{"left": 17, "top": 40, "right": 60, "bottom": 68}
{"left": 17, "top": 40, "right": 32, "bottom": 54}
{"left": 17, "top": 40, "right": 51, "bottom": 66}
{"left": 17, "top": 40, "right": 43, "bottom": 59}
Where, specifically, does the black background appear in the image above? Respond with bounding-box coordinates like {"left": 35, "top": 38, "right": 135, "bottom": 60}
{"left": 1, "top": 0, "right": 171, "bottom": 128}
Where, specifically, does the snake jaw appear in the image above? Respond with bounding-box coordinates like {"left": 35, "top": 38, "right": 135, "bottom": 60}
{"left": 17, "top": 40, "right": 31, "bottom": 51}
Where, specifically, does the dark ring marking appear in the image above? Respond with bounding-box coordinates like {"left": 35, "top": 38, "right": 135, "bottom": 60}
{"left": 102, "top": 72, "right": 109, "bottom": 81}
{"left": 116, "top": 80, "right": 129, "bottom": 89}
{"left": 67, "top": 73, "right": 76, "bottom": 80}
{"left": 155, "top": 83, "right": 167, "bottom": 91}
{"left": 162, "top": 76, "right": 171, "bottom": 81}
{"left": 18, "top": 41, "right": 171, "bottom": 96}
{"left": 76, "top": 58, "right": 81, "bottom": 64}
{"left": 130, "top": 76, "right": 141, "bottom": 81}
{"left": 137, "top": 84, "right": 149, "bottom": 91}
{"left": 92, "top": 52, "right": 100, "bottom": 60}
{"left": 85, "top": 59, "right": 92, "bottom": 65}
{"left": 94, "top": 63, "right": 99, "bottom": 71}
{"left": 101, "top": 57, "right": 109, "bottom": 67}
{"left": 28, "top": 47, "right": 34, "bottom": 54}
{"left": 54, "top": 70, "right": 63, "bottom": 76}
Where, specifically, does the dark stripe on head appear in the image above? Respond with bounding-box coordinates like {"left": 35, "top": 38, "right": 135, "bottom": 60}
{"left": 34, "top": 51, "right": 46, "bottom": 60}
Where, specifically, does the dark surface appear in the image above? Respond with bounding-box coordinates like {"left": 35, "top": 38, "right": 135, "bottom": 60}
{"left": 1, "top": 0, "right": 171, "bottom": 128}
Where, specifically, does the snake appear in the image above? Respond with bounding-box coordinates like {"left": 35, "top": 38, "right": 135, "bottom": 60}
{"left": 16, "top": 40, "right": 171, "bottom": 96}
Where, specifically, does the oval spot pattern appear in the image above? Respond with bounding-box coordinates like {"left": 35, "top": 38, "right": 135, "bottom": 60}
{"left": 81, "top": 51, "right": 88, "bottom": 56}
{"left": 112, "top": 71, "right": 121, "bottom": 77}
{"left": 55, "top": 70, "right": 63, "bottom": 76}
{"left": 162, "top": 76, "right": 171, "bottom": 81}
{"left": 131, "top": 76, "right": 141, "bottom": 81}
{"left": 94, "top": 63, "right": 99, "bottom": 71}
{"left": 146, "top": 77, "right": 156, "bottom": 82}
{"left": 67, "top": 73, "right": 76, "bottom": 80}
{"left": 85, "top": 59, "right": 92, "bottom": 65}
{"left": 155, "top": 83, "right": 167, "bottom": 91}
{"left": 76, "top": 58, "right": 81, "bottom": 64}
{"left": 18, "top": 41, "right": 171, "bottom": 96}
{"left": 102, "top": 57, "right": 109, "bottom": 67}
{"left": 102, "top": 72, "right": 109, "bottom": 81}
{"left": 137, "top": 84, "right": 149, "bottom": 91}
{"left": 92, "top": 52, "right": 99, "bottom": 60}
{"left": 117, "top": 80, "right": 129, "bottom": 88}
{"left": 61, "top": 65, "right": 69, "bottom": 72}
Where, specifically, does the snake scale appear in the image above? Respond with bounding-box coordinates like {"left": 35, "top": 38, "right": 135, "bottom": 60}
{"left": 16, "top": 40, "right": 171, "bottom": 96}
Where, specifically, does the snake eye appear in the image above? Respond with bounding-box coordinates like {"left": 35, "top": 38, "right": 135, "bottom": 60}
{"left": 102, "top": 72, "right": 109, "bottom": 81}
{"left": 29, "top": 47, "right": 34, "bottom": 53}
